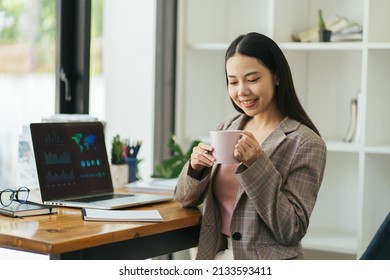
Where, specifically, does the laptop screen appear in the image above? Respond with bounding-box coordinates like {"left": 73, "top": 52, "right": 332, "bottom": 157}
{"left": 30, "top": 122, "right": 114, "bottom": 201}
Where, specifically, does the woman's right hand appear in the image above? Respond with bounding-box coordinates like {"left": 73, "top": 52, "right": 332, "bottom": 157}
{"left": 190, "top": 142, "right": 215, "bottom": 171}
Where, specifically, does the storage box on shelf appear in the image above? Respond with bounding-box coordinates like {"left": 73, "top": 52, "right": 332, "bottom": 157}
{"left": 176, "top": 0, "right": 390, "bottom": 259}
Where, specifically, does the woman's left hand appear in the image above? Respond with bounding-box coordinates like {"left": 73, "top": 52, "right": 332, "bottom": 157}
{"left": 234, "top": 131, "right": 262, "bottom": 167}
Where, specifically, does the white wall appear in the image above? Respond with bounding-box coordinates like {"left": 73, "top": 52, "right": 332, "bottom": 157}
{"left": 0, "top": 75, "right": 55, "bottom": 187}
{"left": 103, "top": 0, "right": 156, "bottom": 179}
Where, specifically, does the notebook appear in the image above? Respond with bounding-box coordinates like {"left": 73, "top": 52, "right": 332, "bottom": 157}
{"left": 0, "top": 201, "right": 58, "bottom": 218}
{"left": 30, "top": 121, "right": 172, "bottom": 210}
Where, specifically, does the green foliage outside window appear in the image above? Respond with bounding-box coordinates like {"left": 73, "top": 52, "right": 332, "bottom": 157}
{"left": 0, "top": 0, "right": 25, "bottom": 42}
{"left": 0, "top": 0, "right": 103, "bottom": 74}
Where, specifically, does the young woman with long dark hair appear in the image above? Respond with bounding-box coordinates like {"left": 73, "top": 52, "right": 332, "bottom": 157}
{"left": 174, "top": 32, "right": 327, "bottom": 260}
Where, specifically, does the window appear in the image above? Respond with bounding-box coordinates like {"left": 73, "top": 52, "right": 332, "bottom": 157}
{"left": 89, "top": 0, "right": 104, "bottom": 119}
{"left": 0, "top": 0, "right": 56, "bottom": 187}
{"left": 0, "top": 0, "right": 174, "bottom": 188}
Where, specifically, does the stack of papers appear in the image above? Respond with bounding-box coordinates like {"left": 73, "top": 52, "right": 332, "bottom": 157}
{"left": 42, "top": 114, "right": 99, "bottom": 122}
{"left": 81, "top": 208, "right": 164, "bottom": 222}
{"left": 292, "top": 15, "right": 363, "bottom": 42}
{"left": 125, "top": 178, "right": 178, "bottom": 195}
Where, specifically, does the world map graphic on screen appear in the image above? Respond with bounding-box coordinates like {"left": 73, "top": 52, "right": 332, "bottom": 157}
{"left": 71, "top": 133, "right": 97, "bottom": 152}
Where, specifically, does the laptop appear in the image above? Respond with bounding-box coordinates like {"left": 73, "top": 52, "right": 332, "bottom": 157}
{"left": 30, "top": 121, "right": 172, "bottom": 209}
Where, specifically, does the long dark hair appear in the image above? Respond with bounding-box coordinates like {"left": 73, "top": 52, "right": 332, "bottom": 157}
{"left": 225, "top": 32, "right": 320, "bottom": 136}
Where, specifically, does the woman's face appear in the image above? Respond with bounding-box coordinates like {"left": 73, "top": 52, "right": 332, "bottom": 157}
{"left": 226, "top": 54, "right": 279, "bottom": 117}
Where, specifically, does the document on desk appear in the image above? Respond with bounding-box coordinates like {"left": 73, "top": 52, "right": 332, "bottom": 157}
{"left": 125, "top": 178, "right": 178, "bottom": 195}
{"left": 81, "top": 208, "right": 164, "bottom": 222}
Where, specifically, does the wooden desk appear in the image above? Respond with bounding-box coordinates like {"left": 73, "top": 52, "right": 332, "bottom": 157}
{"left": 0, "top": 199, "right": 201, "bottom": 260}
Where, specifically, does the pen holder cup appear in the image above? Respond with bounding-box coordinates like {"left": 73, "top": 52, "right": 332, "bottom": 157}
{"left": 110, "top": 164, "right": 128, "bottom": 189}
{"left": 127, "top": 158, "right": 138, "bottom": 183}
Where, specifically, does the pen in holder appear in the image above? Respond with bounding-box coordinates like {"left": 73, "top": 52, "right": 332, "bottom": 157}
{"left": 127, "top": 158, "right": 137, "bottom": 183}
{"left": 124, "top": 139, "right": 142, "bottom": 183}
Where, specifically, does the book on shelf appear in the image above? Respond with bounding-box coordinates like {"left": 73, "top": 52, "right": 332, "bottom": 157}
{"left": 292, "top": 15, "right": 363, "bottom": 43}
{"left": 331, "top": 22, "right": 363, "bottom": 42}
{"left": 330, "top": 32, "right": 363, "bottom": 42}
{"left": 81, "top": 208, "right": 164, "bottom": 222}
{"left": 343, "top": 98, "right": 358, "bottom": 143}
{"left": 0, "top": 201, "right": 58, "bottom": 218}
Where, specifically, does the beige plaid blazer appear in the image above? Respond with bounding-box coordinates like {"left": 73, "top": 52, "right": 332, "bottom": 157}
{"left": 174, "top": 114, "right": 327, "bottom": 260}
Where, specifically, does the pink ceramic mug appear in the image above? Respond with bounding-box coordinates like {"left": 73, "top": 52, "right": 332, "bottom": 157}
{"left": 210, "top": 130, "right": 242, "bottom": 164}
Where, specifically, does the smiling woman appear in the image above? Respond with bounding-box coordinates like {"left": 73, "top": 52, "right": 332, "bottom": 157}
{"left": 174, "top": 32, "right": 327, "bottom": 260}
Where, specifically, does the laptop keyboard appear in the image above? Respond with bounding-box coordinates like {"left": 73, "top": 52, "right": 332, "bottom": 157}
{"left": 69, "top": 193, "right": 134, "bottom": 203}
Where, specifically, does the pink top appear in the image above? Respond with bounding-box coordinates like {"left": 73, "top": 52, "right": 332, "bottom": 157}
{"left": 213, "top": 163, "right": 240, "bottom": 236}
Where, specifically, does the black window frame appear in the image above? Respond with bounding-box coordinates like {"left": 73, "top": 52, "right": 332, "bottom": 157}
{"left": 56, "top": 0, "right": 91, "bottom": 114}
{"left": 56, "top": 0, "right": 177, "bottom": 169}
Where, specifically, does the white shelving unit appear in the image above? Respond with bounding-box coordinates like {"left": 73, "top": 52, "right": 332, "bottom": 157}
{"left": 175, "top": 0, "right": 390, "bottom": 258}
